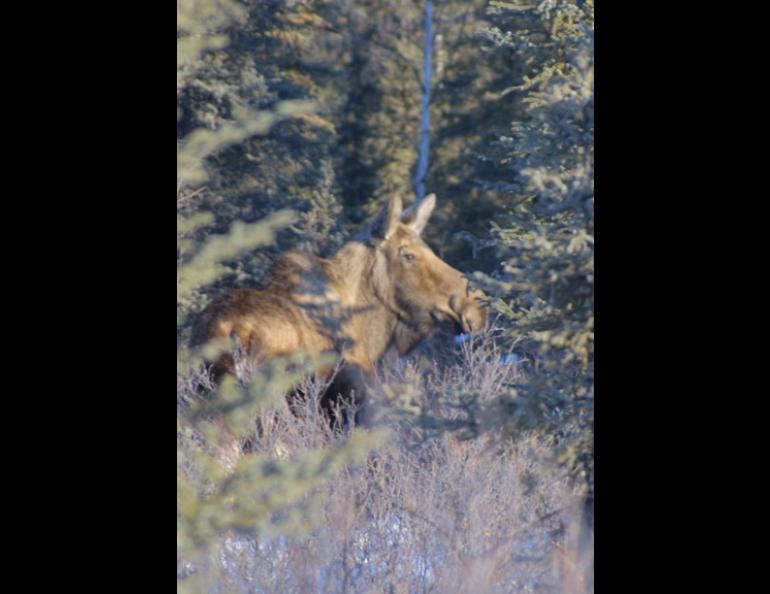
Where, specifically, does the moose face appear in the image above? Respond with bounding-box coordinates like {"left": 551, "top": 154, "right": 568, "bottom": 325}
{"left": 370, "top": 194, "right": 488, "bottom": 339}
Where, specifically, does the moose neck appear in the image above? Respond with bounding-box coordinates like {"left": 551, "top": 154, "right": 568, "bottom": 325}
{"left": 324, "top": 240, "right": 402, "bottom": 367}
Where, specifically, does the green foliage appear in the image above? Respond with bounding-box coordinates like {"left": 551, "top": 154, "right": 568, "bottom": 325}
{"left": 177, "top": 0, "right": 594, "bottom": 587}
{"left": 177, "top": 211, "right": 297, "bottom": 326}
{"left": 177, "top": 0, "right": 247, "bottom": 91}
{"left": 176, "top": 1, "right": 352, "bottom": 330}
{"left": 471, "top": 0, "right": 594, "bottom": 496}
{"left": 177, "top": 4, "right": 386, "bottom": 589}
{"left": 178, "top": 416, "right": 387, "bottom": 546}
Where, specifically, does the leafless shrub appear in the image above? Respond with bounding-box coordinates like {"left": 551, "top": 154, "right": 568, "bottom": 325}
{"left": 177, "top": 332, "right": 592, "bottom": 593}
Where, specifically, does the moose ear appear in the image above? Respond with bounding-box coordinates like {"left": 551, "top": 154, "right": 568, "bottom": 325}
{"left": 371, "top": 194, "right": 404, "bottom": 240}
{"left": 402, "top": 193, "right": 436, "bottom": 236}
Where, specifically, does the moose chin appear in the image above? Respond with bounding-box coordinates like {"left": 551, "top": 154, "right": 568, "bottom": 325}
{"left": 191, "top": 193, "right": 488, "bottom": 427}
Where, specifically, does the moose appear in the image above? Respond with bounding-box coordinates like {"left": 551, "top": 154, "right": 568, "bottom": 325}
{"left": 191, "top": 193, "right": 488, "bottom": 426}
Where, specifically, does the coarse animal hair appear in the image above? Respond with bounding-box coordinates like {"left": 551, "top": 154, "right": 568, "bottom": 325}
{"left": 191, "top": 193, "right": 488, "bottom": 426}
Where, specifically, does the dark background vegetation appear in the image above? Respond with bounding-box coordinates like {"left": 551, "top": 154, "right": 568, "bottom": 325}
{"left": 177, "top": 1, "right": 593, "bottom": 592}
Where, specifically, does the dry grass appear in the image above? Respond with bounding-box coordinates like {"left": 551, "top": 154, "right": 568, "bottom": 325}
{"left": 178, "top": 330, "right": 593, "bottom": 593}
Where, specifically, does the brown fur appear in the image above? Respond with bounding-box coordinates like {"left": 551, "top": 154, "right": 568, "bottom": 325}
{"left": 191, "top": 194, "right": 488, "bottom": 424}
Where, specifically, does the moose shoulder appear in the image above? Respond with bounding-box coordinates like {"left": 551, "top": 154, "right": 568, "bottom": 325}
{"left": 191, "top": 193, "right": 487, "bottom": 425}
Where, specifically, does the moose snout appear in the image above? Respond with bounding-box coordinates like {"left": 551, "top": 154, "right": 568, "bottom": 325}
{"left": 448, "top": 289, "right": 488, "bottom": 335}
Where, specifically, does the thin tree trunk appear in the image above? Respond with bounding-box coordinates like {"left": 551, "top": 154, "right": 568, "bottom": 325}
{"left": 415, "top": 0, "right": 433, "bottom": 201}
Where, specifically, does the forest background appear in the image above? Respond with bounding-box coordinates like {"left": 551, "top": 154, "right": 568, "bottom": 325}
{"left": 177, "top": 1, "right": 593, "bottom": 592}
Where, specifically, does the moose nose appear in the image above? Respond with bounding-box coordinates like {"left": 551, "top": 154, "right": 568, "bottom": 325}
{"left": 454, "top": 288, "right": 489, "bottom": 334}
{"left": 447, "top": 293, "right": 476, "bottom": 334}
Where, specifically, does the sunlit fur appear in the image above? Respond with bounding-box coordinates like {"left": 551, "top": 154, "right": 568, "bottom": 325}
{"left": 191, "top": 194, "right": 488, "bottom": 422}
